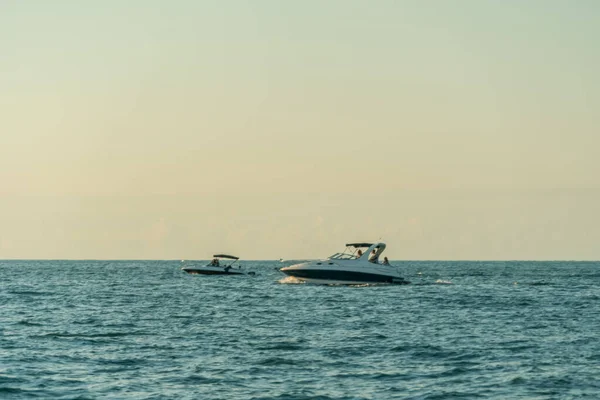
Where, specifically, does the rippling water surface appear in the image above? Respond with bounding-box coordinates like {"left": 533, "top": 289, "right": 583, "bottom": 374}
{"left": 1, "top": 260, "right": 599, "bottom": 399}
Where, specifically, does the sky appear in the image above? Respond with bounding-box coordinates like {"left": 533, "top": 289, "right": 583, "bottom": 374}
{"left": 1, "top": 0, "right": 599, "bottom": 260}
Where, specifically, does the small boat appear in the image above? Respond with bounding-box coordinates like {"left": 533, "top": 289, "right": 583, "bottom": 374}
{"left": 182, "top": 254, "right": 254, "bottom": 276}
{"left": 279, "top": 242, "right": 409, "bottom": 285}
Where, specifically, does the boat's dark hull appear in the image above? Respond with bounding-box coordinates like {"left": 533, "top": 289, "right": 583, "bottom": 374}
{"left": 281, "top": 268, "right": 408, "bottom": 284}
{"left": 182, "top": 268, "right": 245, "bottom": 275}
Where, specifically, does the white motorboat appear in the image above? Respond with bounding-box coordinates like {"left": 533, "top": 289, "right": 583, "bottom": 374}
{"left": 279, "top": 242, "right": 409, "bottom": 285}
{"left": 182, "top": 254, "right": 254, "bottom": 276}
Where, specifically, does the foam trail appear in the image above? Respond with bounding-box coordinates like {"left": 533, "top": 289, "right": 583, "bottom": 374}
{"left": 278, "top": 276, "right": 304, "bottom": 284}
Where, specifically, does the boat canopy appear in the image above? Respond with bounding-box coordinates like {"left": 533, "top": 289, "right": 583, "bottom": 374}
{"left": 345, "top": 243, "right": 373, "bottom": 248}
{"left": 328, "top": 242, "right": 387, "bottom": 261}
{"left": 213, "top": 254, "right": 239, "bottom": 260}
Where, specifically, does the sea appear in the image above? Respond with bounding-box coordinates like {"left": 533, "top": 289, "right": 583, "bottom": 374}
{"left": 1, "top": 260, "right": 599, "bottom": 399}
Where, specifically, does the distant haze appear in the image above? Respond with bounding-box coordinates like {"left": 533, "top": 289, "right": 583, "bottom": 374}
{"left": 1, "top": 1, "right": 599, "bottom": 260}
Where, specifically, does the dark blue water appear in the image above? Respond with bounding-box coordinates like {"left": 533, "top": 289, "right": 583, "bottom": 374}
{"left": 1, "top": 260, "right": 599, "bottom": 399}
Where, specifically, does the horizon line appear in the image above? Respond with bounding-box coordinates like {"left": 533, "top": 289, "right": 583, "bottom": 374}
{"left": 1, "top": 258, "right": 599, "bottom": 262}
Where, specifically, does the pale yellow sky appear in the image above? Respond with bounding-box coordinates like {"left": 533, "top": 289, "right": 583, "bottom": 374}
{"left": 1, "top": 1, "right": 599, "bottom": 259}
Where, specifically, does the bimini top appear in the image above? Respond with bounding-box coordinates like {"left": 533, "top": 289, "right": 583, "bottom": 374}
{"left": 213, "top": 254, "right": 239, "bottom": 260}
{"left": 345, "top": 243, "right": 374, "bottom": 248}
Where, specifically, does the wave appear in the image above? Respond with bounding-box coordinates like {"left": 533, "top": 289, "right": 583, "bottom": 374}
{"left": 250, "top": 395, "right": 337, "bottom": 400}
{"left": 8, "top": 290, "right": 54, "bottom": 296}
{"left": 34, "top": 331, "right": 148, "bottom": 339}
{"left": 255, "top": 343, "right": 304, "bottom": 351}
{"left": 257, "top": 357, "right": 304, "bottom": 366}
{"left": 16, "top": 319, "right": 43, "bottom": 326}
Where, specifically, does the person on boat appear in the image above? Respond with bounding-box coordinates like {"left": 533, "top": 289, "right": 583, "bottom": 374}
{"left": 357, "top": 249, "right": 363, "bottom": 257}
{"left": 210, "top": 258, "right": 220, "bottom": 267}
{"left": 369, "top": 249, "right": 378, "bottom": 263}
{"left": 383, "top": 257, "right": 390, "bottom": 265}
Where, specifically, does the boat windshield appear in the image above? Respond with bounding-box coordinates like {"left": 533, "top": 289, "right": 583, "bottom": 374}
{"left": 328, "top": 253, "right": 357, "bottom": 260}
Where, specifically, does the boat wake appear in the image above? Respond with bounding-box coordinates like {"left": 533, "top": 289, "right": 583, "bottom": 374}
{"left": 278, "top": 276, "right": 305, "bottom": 284}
